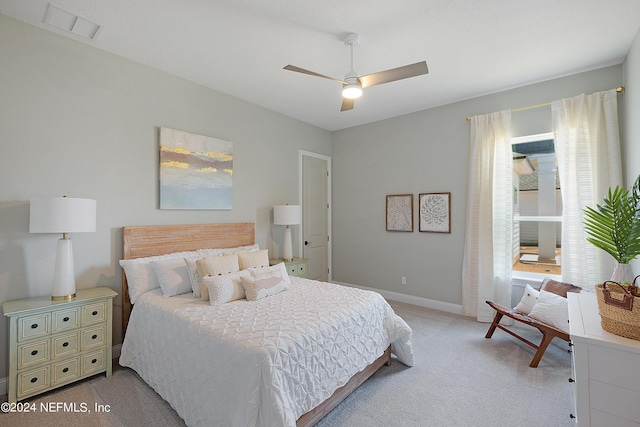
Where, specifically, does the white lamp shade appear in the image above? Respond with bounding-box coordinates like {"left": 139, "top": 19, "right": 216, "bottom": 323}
{"left": 273, "top": 205, "right": 301, "bottom": 226}
{"left": 30, "top": 197, "right": 97, "bottom": 233}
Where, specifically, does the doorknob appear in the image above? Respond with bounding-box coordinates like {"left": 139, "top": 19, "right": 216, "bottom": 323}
{"left": 305, "top": 240, "right": 311, "bottom": 245}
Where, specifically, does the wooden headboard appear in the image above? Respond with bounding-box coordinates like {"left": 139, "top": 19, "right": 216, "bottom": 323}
{"left": 121, "top": 223, "right": 255, "bottom": 337}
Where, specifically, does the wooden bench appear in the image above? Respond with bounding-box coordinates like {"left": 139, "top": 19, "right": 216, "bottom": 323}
{"left": 485, "top": 278, "right": 580, "bottom": 367}
{"left": 484, "top": 300, "right": 570, "bottom": 368}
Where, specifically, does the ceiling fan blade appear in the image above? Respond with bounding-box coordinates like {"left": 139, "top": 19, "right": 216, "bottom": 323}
{"left": 340, "top": 98, "right": 355, "bottom": 112}
{"left": 283, "top": 65, "right": 345, "bottom": 84}
{"left": 359, "top": 61, "right": 428, "bottom": 88}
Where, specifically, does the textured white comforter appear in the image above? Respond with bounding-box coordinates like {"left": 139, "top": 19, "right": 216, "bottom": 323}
{"left": 119, "top": 278, "right": 414, "bottom": 427}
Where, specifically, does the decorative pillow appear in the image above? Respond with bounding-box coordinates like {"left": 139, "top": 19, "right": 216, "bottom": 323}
{"left": 241, "top": 274, "right": 288, "bottom": 301}
{"left": 540, "top": 277, "right": 581, "bottom": 297}
{"left": 249, "top": 262, "right": 291, "bottom": 284}
{"left": 237, "top": 249, "right": 270, "bottom": 270}
{"left": 150, "top": 258, "right": 193, "bottom": 298}
{"left": 119, "top": 250, "right": 200, "bottom": 304}
{"left": 196, "top": 254, "right": 240, "bottom": 301}
{"left": 203, "top": 270, "right": 251, "bottom": 304}
{"left": 528, "top": 290, "right": 569, "bottom": 333}
{"left": 184, "top": 257, "right": 205, "bottom": 298}
{"left": 514, "top": 284, "right": 540, "bottom": 315}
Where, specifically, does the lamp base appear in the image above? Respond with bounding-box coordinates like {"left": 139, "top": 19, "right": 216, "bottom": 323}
{"left": 52, "top": 293, "right": 76, "bottom": 301}
{"left": 282, "top": 226, "right": 293, "bottom": 263}
{"left": 52, "top": 237, "right": 77, "bottom": 301}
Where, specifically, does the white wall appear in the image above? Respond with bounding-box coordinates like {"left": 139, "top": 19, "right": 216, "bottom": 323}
{"left": 623, "top": 26, "right": 640, "bottom": 276}
{"left": 0, "top": 14, "right": 332, "bottom": 379}
{"left": 331, "top": 66, "right": 624, "bottom": 307}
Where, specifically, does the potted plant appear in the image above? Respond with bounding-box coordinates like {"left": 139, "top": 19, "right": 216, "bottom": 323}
{"left": 583, "top": 174, "right": 640, "bottom": 285}
{"left": 583, "top": 175, "right": 640, "bottom": 340}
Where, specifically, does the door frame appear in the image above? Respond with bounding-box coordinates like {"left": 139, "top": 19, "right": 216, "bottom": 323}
{"left": 298, "top": 150, "right": 332, "bottom": 281}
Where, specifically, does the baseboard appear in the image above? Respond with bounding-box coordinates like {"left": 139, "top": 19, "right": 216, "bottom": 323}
{"left": 0, "top": 344, "right": 124, "bottom": 399}
{"left": 112, "top": 343, "right": 122, "bottom": 360}
{"left": 331, "top": 281, "right": 464, "bottom": 315}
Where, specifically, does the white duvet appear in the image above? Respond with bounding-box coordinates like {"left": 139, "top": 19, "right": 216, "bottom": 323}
{"left": 119, "top": 277, "right": 414, "bottom": 427}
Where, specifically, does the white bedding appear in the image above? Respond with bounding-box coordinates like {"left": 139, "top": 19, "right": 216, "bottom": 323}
{"left": 119, "top": 277, "right": 414, "bottom": 427}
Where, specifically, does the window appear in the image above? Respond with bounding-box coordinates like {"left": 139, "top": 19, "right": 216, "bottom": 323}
{"left": 512, "top": 132, "right": 562, "bottom": 277}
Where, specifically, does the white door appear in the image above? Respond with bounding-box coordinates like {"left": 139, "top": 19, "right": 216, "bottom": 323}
{"left": 302, "top": 154, "right": 329, "bottom": 281}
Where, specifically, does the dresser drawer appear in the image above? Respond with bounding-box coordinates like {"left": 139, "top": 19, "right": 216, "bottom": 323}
{"left": 82, "top": 302, "right": 107, "bottom": 326}
{"left": 18, "top": 366, "right": 50, "bottom": 398}
{"left": 53, "top": 332, "right": 80, "bottom": 358}
{"left": 52, "top": 307, "right": 80, "bottom": 333}
{"left": 52, "top": 357, "right": 80, "bottom": 386}
{"left": 81, "top": 325, "right": 106, "bottom": 350}
{"left": 82, "top": 349, "right": 106, "bottom": 375}
{"left": 297, "top": 262, "right": 307, "bottom": 277}
{"left": 18, "top": 339, "right": 50, "bottom": 369}
{"left": 590, "top": 380, "right": 640, "bottom": 423}
{"left": 17, "top": 313, "right": 50, "bottom": 342}
{"left": 589, "top": 347, "right": 640, "bottom": 392}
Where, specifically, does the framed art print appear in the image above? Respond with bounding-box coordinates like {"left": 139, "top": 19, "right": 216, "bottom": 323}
{"left": 159, "top": 127, "right": 233, "bottom": 210}
{"left": 386, "top": 194, "right": 414, "bottom": 232}
{"left": 419, "top": 192, "right": 451, "bottom": 233}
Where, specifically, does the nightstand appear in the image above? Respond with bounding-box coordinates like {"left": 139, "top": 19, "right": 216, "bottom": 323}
{"left": 270, "top": 257, "right": 309, "bottom": 278}
{"left": 2, "top": 287, "right": 117, "bottom": 403}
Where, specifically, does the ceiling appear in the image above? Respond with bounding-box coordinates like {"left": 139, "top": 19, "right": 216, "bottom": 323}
{"left": 2, "top": 1, "right": 640, "bottom": 131}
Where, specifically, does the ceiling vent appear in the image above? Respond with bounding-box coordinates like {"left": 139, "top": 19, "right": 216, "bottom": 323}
{"left": 43, "top": 3, "right": 102, "bottom": 40}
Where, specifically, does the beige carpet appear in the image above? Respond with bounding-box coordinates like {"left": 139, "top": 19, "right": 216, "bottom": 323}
{"left": 1, "top": 301, "right": 573, "bottom": 427}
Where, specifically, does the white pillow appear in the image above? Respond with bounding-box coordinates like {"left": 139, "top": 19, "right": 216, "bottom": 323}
{"left": 237, "top": 249, "right": 270, "bottom": 270}
{"left": 203, "top": 270, "right": 251, "bottom": 304}
{"left": 196, "top": 254, "right": 240, "bottom": 301}
{"left": 249, "top": 262, "right": 291, "bottom": 284}
{"left": 514, "top": 284, "right": 540, "bottom": 315}
{"left": 119, "top": 250, "right": 200, "bottom": 304}
{"left": 241, "top": 274, "right": 288, "bottom": 301}
{"left": 197, "top": 244, "right": 259, "bottom": 257}
{"left": 528, "top": 290, "right": 569, "bottom": 333}
{"left": 185, "top": 257, "right": 205, "bottom": 298}
{"left": 150, "top": 258, "right": 193, "bottom": 298}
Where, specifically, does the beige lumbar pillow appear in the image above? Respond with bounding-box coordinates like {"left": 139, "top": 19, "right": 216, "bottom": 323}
{"left": 237, "top": 249, "right": 270, "bottom": 270}
{"left": 196, "top": 254, "right": 240, "bottom": 301}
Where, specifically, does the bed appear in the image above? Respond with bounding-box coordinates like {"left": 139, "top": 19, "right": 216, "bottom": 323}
{"left": 118, "top": 223, "right": 414, "bottom": 427}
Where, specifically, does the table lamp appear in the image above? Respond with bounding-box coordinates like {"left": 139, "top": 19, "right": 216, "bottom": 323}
{"left": 273, "top": 205, "right": 301, "bottom": 262}
{"left": 29, "top": 196, "right": 97, "bottom": 300}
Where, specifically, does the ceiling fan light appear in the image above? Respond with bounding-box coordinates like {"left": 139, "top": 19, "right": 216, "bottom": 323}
{"left": 342, "top": 84, "right": 362, "bottom": 99}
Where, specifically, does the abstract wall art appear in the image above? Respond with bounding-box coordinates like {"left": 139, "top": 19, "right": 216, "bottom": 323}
{"left": 159, "top": 127, "right": 233, "bottom": 210}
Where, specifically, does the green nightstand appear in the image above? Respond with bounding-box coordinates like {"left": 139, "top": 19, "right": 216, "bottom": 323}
{"left": 2, "top": 287, "right": 117, "bottom": 403}
{"left": 270, "top": 257, "right": 309, "bottom": 278}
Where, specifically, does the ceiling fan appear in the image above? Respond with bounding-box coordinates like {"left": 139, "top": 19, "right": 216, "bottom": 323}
{"left": 283, "top": 33, "right": 428, "bottom": 112}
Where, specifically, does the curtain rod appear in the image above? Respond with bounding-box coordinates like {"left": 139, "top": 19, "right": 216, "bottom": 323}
{"left": 465, "top": 86, "right": 625, "bottom": 121}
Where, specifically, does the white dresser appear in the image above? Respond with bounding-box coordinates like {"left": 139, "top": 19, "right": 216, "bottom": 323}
{"left": 568, "top": 293, "right": 640, "bottom": 426}
{"left": 2, "top": 287, "right": 117, "bottom": 403}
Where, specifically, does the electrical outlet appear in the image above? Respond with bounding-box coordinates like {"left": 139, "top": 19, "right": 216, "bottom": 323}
{"left": 401, "top": 276, "right": 407, "bottom": 285}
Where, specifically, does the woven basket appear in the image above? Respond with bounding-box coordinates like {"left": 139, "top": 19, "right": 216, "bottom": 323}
{"left": 595, "top": 276, "right": 640, "bottom": 341}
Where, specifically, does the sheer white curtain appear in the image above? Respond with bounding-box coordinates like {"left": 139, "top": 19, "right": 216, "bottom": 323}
{"left": 552, "top": 89, "right": 623, "bottom": 289}
{"left": 462, "top": 111, "right": 513, "bottom": 322}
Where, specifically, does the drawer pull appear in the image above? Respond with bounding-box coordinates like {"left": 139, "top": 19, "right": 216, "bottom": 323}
{"left": 31, "top": 323, "right": 38, "bottom": 329}
{"left": 91, "top": 334, "right": 97, "bottom": 340}
{"left": 31, "top": 350, "right": 38, "bottom": 356}
{"left": 63, "top": 316, "right": 70, "bottom": 322}
{"left": 62, "top": 367, "right": 69, "bottom": 373}
{"left": 92, "top": 310, "right": 98, "bottom": 316}
{"left": 63, "top": 342, "right": 69, "bottom": 347}
{"left": 91, "top": 358, "right": 97, "bottom": 364}
{"left": 30, "top": 377, "right": 38, "bottom": 383}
